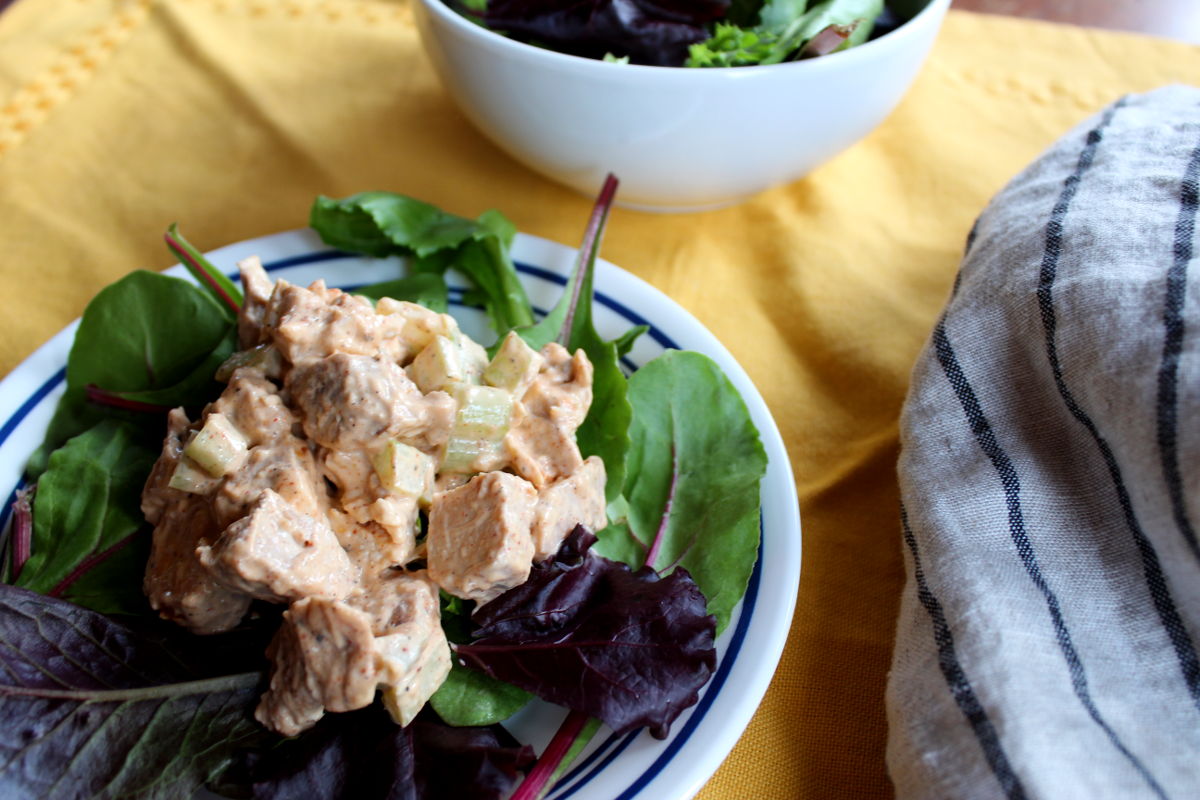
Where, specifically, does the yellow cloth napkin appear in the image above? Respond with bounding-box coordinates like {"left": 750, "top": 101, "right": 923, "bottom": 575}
{"left": 1, "top": 1, "right": 1198, "bottom": 797}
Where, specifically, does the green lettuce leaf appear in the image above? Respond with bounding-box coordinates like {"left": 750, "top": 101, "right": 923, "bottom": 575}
{"left": 686, "top": 22, "right": 780, "bottom": 67}
{"left": 28, "top": 270, "right": 234, "bottom": 476}
{"left": 353, "top": 272, "right": 450, "bottom": 311}
{"left": 771, "top": 0, "right": 882, "bottom": 57}
{"left": 595, "top": 350, "right": 767, "bottom": 633}
{"left": 429, "top": 663, "right": 532, "bottom": 727}
{"left": 87, "top": 270, "right": 240, "bottom": 399}
{"left": 17, "top": 420, "right": 157, "bottom": 604}
{"left": 309, "top": 193, "right": 534, "bottom": 336}
{"left": 164, "top": 223, "right": 243, "bottom": 321}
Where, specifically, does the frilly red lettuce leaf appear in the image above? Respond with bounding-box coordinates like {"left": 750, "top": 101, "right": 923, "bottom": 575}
{"left": 412, "top": 712, "right": 536, "bottom": 799}
{"left": 237, "top": 704, "right": 534, "bottom": 800}
{"left": 456, "top": 527, "right": 716, "bottom": 739}
{"left": 473, "top": 0, "right": 730, "bottom": 66}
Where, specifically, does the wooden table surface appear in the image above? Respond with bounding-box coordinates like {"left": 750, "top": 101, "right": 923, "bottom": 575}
{"left": 953, "top": 0, "right": 1200, "bottom": 44}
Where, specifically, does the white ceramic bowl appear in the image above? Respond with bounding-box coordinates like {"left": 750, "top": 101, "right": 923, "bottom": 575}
{"left": 413, "top": 0, "right": 951, "bottom": 211}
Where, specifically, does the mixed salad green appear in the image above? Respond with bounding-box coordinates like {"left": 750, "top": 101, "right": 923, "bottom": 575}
{"left": 449, "top": 0, "right": 928, "bottom": 67}
{"left": 0, "top": 178, "right": 768, "bottom": 799}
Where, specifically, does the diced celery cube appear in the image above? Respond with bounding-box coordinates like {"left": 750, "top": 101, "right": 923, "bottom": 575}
{"left": 453, "top": 385, "right": 512, "bottom": 439}
{"left": 377, "top": 299, "right": 459, "bottom": 352}
{"left": 183, "top": 413, "right": 250, "bottom": 477}
{"left": 408, "top": 336, "right": 466, "bottom": 394}
{"left": 483, "top": 332, "right": 544, "bottom": 395}
{"left": 168, "top": 455, "right": 217, "bottom": 494}
{"left": 215, "top": 343, "right": 283, "bottom": 382}
{"left": 441, "top": 436, "right": 505, "bottom": 475}
{"left": 440, "top": 386, "right": 513, "bottom": 473}
{"left": 372, "top": 440, "right": 436, "bottom": 503}
{"left": 458, "top": 336, "right": 489, "bottom": 385}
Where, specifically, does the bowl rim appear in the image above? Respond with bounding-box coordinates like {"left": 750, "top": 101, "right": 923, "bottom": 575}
{"left": 414, "top": 0, "right": 952, "bottom": 78}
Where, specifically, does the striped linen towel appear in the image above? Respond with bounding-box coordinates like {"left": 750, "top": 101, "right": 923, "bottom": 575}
{"left": 887, "top": 85, "right": 1200, "bottom": 800}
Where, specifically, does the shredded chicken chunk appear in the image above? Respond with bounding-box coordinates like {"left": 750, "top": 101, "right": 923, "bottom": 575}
{"left": 288, "top": 353, "right": 455, "bottom": 452}
{"left": 505, "top": 343, "right": 594, "bottom": 487}
{"left": 255, "top": 597, "right": 380, "bottom": 736}
{"left": 197, "top": 490, "right": 357, "bottom": 603}
{"left": 257, "top": 572, "right": 451, "bottom": 736}
{"left": 532, "top": 455, "right": 608, "bottom": 561}
{"left": 144, "top": 493, "right": 251, "bottom": 635}
{"left": 427, "top": 471, "right": 538, "bottom": 605}
{"left": 351, "top": 571, "right": 452, "bottom": 727}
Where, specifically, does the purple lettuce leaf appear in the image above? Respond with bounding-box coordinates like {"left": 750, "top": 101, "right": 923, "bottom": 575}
{"left": 239, "top": 705, "right": 534, "bottom": 800}
{"left": 456, "top": 527, "right": 716, "bottom": 739}
{"left": 475, "top": 0, "right": 730, "bottom": 66}
{"left": 411, "top": 712, "right": 536, "bottom": 798}
{"left": 0, "top": 585, "right": 267, "bottom": 799}
{"left": 238, "top": 704, "right": 418, "bottom": 800}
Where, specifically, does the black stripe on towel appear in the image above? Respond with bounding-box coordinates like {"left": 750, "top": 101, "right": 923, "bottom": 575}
{"left": 1037, "top": 100, "right": 1200, "bottom": 713}
{"left": 1159, "top": 135, "right": 1200, "bottom": 561}
{"left": 900, "top": 504, "right": 1027, "bottom": 800}
{"left": 965, "top": 219, "right": 980, "bottom": 257}
{"left": 950, "top": 221, "right": 980, "bottom": 299}
{"left": 932, "top": 319, "right": 1168, "bottom": 800}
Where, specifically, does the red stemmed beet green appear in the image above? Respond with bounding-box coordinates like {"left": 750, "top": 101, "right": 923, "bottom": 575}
{"left": 164, "top": 222, "right": 243, "bottom": 318}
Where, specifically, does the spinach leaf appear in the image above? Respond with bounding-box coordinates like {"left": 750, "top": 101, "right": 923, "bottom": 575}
{"left": 594, "top": 350, "right": 767, "bottom": 633}
{"left": 29, "top": 270, "right": 235, "bottom": 475}
{"left": 64, "top": 270, "right": 234, "bottom": 395}
{"left": 575, "top": 347, "right": 630, "bottom": 506}
{"left": 457, "top": 527, "right": 716, "bottom": 739}
{"left": 354, "top": 272, "right": 449, "bottom": 312}
{"left": 111, "top": 326, "right": 238, "bottom": 407}
{"left": 429, "top": 664, "right": 532, "bottom": 728}
{"left": 612, "top": 324, "right": 649, "bottom": 359}
{"left": 0, "top": 585, "right": 266, "bottom": 799}
{"left": 309, "top": 193, "right": 534, "bottom": 336}
{"left": 17, "top": 420, "right": 157, "bottom": 604}
{"left": 54, "top": 531, "right": 153, "bottom": 616}
{"left": 514, "top": 175, "right": 635, "bottom": 505}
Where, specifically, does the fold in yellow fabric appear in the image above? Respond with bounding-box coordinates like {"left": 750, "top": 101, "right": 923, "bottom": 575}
{"left": 0, "top": 1, "right": 1197, "bottom": 797}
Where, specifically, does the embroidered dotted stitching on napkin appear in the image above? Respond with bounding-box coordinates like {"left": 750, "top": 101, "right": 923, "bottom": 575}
{"left": 936, "top": 62, "right": 1116, "bottom": 113}
{"left": 0, "top": 0, "right": 153, "bottom": 159}
{"left": 179, "top": 0, "right": 411, "bottom": 27}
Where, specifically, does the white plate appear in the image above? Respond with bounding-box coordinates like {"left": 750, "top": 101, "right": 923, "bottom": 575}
{"left": 0, "top": 229, "right": 801, "bottom": 800}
